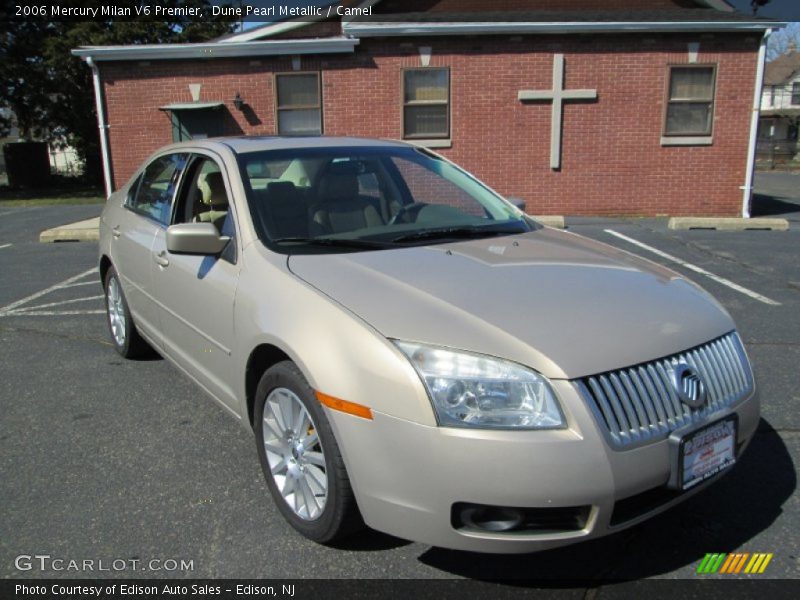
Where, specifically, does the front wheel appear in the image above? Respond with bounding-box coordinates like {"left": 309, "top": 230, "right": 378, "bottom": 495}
{"left": 254, "top": 361, "right": 362, "bottom": 543}
{"left": 104, "top": 266, "right": 149, "bottom": 358}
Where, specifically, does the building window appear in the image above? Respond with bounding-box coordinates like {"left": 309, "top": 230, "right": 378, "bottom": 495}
{"left": 403, "top": 68, "right": 450, "bottom": 139}
{"left": 664, "top": 66, "right": 716, "bottom": 137}
{"left": 792, "top": 82, "right": 800, "bottom": 106}
{"left": 275, "top": 72, "right": 322, "bottom": 136}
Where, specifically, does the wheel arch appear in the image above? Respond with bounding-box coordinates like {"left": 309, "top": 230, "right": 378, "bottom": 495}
{"left": 99, "top": 254, "right": 113, "bottom": 285}
{"left": 245, "top": 343, "right": 293, "bottom": 428}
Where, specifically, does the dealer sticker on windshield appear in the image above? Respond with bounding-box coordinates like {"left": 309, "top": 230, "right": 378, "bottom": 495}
{"left": 680, "top": 417, "right": 737, "bottom": 491}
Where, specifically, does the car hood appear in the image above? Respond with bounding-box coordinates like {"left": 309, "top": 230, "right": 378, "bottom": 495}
{"left": 287, "top": 228, "right": 735, "bottom": 379}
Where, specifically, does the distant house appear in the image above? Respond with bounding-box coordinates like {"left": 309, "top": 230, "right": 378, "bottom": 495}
{"left": 0, "top": 106, "right": 20, "bottom": 181}
{"left": 73, "top": 0, "right": 779, "bottom": 216}
{"left": 0, "top": 106, "right": 81, "bottom": 182}
{"left": 759, "top": 50, "right": 800, "bottom": 164}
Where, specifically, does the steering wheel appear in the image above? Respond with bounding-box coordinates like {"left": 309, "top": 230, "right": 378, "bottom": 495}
{"left": 389, "top": 202, "right": 428, "bottom": 225}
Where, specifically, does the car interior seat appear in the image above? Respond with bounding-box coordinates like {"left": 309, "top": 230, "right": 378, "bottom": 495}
{"left": 310, "top": 167, "right": 383, "bottom": 235}
{"left": 258, "top": 181, "right": 309, "bottom": 240}
{"left": 194, "top": 171, "right": 229, "bottom": 231}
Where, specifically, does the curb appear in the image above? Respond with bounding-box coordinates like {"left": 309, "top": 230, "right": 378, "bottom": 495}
{"left": 39, "top": 218, "right": 100, "bottom": 243}
{"left": 533, "top": 215, "right": 566, "bottom": 229}
{"left": 668, "top": 217, "right": 789, "bottom": 231}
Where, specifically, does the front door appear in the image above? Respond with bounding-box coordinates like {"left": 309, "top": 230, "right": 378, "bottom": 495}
{"left": 150, "top": 152, "right": 241, "bottom": 411}
{"left": 110, "top": 152, "right": 188, "bottom": 344}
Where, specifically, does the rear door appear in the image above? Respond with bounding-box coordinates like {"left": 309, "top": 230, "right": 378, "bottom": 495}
{"left": 150, "top": 152, "right": 241, "bottom": 411}
{"left": 109, "top": 153, "right": 188, "bottom": 344}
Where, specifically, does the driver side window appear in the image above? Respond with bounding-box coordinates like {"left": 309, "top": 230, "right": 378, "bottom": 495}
{"left": 174, "top": 156, "right": 234, "bottom": 237}
{"left": 127, "top": 153, "right": 188, "bottom": 225}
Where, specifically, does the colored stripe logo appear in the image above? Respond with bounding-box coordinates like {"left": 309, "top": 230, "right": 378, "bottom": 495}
{"left": 697, "top": 553, "right": 773, "bottom": 574}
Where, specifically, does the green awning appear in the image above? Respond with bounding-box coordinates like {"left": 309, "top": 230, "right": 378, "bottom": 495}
{"left": 159, "top": 102, "right": 224, "bottom": 111}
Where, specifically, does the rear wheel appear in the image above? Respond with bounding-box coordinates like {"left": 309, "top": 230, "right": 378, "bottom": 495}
{"left": 254, "top": 361, "right": 362, "bottom": 543}
{"left": 104, "top": 267, "right": 149, "bottom": 358}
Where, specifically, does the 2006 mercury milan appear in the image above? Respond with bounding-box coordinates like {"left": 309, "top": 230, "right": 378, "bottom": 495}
{"left": 99, "top": 136, "right": 758, "bottom": 553}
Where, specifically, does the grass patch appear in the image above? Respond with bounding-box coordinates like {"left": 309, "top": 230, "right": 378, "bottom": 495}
{"left": 0, "top": 183, "right": 105, "bottom": 207}
{"left": 0, "top": 196, "right": 105, "bottom": 207}
{"left": 756, "top": 160, "right": 800, "bottom": 173}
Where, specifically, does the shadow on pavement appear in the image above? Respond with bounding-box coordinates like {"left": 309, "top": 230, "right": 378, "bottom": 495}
{"left": 416, "top": 419, "right": 794, "bottom": 584}
{"left": 332, "top": 528, "right": 412, "bottom": 552}
{"left": 751, "top": 193, "right": 800, "bottom": 218}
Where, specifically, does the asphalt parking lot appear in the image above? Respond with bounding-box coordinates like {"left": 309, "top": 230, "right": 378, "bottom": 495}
{"left": 0, "top": 174, "right": 798, "bottom": 585}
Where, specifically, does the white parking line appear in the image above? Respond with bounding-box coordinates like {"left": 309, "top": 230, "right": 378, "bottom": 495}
{"left": 3, "top": 310, "right": 106, "bottom": 317}
{"left": 60, "top": 281, "right": 98, "bottom": 289}
{"left": 0, "top": 268, "right": 97, "bottom": 316}
{"left": 12, "top": 295, "right": 104, "bottom": 313}
{"left": 0, "top": 243, "right": 11, "bottom": 250}
{"left": 604, "top": 229, "right": 781, "bottom": 307}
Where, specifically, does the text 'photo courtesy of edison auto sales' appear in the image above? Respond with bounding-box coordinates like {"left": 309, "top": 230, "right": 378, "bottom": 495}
{"left": 99, "top": 136, "right": 758, "bottom": 553}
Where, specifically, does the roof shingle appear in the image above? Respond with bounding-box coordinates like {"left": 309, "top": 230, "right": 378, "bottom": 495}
{"left": 765, "top": 51, "right": 800, "bottom": 86}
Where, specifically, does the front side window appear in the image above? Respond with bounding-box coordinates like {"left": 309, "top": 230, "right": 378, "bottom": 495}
{"left": 275, "top": 73, "right": 322, "bottom": 136}
{"left": 173, "top": 156, "right": 234, "bottom": 237}
{"left": 664, "top": 66, "right": 716, "bottom": 137}
{"left": 127, "top": 153, "right": 188, "bottom": 225}
{"left": 403, "top": 68, "right": 450, "bottom": 139}
{"left": 792, "top": 82, "right": 800, "bottom": 106}
{"left": 237, "top": 146, "right": 536, "bottom": 254}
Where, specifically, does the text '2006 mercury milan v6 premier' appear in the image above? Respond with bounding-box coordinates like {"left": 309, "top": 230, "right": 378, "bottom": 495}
{"left": 99, "top": 136, "right": 758, "bottom": 553}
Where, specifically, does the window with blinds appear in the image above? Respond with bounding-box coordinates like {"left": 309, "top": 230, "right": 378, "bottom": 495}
{"left": 664, "top": 66, "right": 716, "bottom": 137}
{"left": 275, "top": 73, "right": 322, "bottom": 136}
{"left": 403, "top": 68, "right": 450, "bottom": 139}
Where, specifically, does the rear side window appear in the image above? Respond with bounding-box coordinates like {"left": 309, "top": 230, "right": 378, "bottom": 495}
{"left": 127, "top": 153, "right": 189, "bottom": 225}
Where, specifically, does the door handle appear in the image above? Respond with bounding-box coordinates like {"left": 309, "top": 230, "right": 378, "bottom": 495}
{"left": 112, "top": 225, "right": 121, "bottom": 239}
{"left": 154, "top": 251, "right": 170, "bottom": 268}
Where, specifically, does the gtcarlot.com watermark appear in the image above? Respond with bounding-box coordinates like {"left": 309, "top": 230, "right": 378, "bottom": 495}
{"left": 14, "top": 554, "right": 194, "bottom": 573}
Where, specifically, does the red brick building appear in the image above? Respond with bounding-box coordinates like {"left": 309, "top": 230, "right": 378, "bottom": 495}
{"left": 73, "top": 0, "right": 777, "bottom": 216}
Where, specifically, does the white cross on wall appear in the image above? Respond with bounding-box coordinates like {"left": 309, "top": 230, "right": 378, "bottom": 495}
{"left": 518, "top": 54, "right": 598, "bottom": 170}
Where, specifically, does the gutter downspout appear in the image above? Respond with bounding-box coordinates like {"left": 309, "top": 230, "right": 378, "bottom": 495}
{"left": 85, "top": 56, "right": 113, "bottom": 199}
{"left": 741, "top": 29, "right": 771, "bottom": 218}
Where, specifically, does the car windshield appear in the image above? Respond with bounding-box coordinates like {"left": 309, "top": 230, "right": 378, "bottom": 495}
{"left": 236, "top": 145, "right": 538, "bottom": 253}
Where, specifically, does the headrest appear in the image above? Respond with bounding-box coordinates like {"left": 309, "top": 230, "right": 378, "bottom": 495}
{"left": 266, "top": 181, "right": 297, "bottom": 204}
{"left": 199, "top": 171, "right": 228, "bottom": 208}
{"left": 318, "top": 172, "right": 358, "bottom": 203}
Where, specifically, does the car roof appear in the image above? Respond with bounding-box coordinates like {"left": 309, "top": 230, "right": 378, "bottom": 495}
{"left": 165, "top": 136, "right": 413, "bottom": 155}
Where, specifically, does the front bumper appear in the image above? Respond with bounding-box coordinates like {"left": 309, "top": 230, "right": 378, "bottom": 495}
{"left": 326, "top": 379, "right": 760, "bottom": 553}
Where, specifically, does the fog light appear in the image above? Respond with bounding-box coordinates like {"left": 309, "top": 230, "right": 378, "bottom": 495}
{"left": 452, "top": 502, "right": 592, "bottom": 534}
{"left": 458, "top": 505, "right": 524, "bottom": 532}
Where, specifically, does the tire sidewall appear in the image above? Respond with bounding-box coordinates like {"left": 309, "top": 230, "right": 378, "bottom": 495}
{"left": 104, "top": 267, "right": 132, "bottom": 357}
{"left": 253, "top": 362, "right": 344, "bottom": 542}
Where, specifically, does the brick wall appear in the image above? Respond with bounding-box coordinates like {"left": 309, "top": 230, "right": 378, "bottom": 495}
{"left": 100, "top": 32, "right": 759, "bottom": 216}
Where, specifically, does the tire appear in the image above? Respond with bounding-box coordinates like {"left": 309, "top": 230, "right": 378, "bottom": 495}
{"left": 104, "top": 266, "right": 149, "bottom": 359}
{"left": 254, "top": 361, "right": 363, "bottom": 543}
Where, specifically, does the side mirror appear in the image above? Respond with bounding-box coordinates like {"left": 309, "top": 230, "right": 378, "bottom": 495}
{"left": 508, "top": 197, "right": 527, "bottom": 212}
{"left": 166, "top": 222, "right": 230, "bottom": 255}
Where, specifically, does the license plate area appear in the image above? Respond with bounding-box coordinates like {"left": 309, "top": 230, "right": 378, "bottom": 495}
{"left": 670, "top": 416, "right": 738, "bottom": 491}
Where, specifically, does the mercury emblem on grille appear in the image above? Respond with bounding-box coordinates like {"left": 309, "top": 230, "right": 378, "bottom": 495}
{"left": 671, "top": 363, "right": 708, "bottom": 408}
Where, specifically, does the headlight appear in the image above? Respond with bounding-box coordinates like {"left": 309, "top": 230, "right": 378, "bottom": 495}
{"left": 395, "top": 341, "right": 565, "bottom": 430}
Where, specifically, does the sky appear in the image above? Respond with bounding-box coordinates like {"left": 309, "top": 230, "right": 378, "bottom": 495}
{"left": 275, "top": 0, "right": 797, "bottom": 19}
{"left": 241, "top": 1, "right": 799, "bottom": 28}
{"left": 727, "top": 0, "right": 800, "bottom": 21}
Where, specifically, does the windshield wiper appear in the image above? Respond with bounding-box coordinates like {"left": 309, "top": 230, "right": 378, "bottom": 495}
{"left": 272, "top": 237, "right": 394, "bottom": 249}
{"left": 391, "top": 226, "right": 523, "bottom": 244}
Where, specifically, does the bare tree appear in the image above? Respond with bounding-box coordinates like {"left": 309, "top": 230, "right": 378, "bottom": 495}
{"left": 767, "top": 22, "right": 800, "bottom": 61}
{"left": 751, "top": 0, "right": 770, "bottom": 16}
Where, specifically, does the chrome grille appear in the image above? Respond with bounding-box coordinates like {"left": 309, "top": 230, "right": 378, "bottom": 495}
{"left": 579, "top": 332, "right": 753, "bottom": 450}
